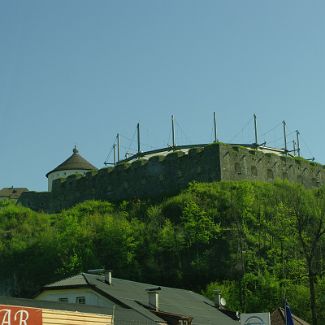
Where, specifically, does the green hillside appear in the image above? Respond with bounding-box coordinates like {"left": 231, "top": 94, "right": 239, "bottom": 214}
{"left": 1, "top": 180, "right": 325, "bottom": 323}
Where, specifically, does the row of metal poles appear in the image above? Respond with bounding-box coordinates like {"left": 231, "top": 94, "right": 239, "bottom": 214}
{"left": 106, "top": 113, "right": 301, "bottom": 165}
{"left": 253, "top": 114, "right": 301, "bottom": 157}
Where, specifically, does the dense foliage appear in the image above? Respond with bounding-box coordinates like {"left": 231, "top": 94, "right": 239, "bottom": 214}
{"left": 1, "top": 180, "right": 325, "bottom": 323}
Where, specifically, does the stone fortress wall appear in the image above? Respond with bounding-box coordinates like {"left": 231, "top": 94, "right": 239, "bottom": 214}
{"left": 19, "top": 143, "right": 325, "bottom": 213}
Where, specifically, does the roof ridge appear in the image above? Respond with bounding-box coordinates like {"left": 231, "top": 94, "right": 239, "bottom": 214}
{"left": 44, "top": 273, "right": 85, "bottom": 287}
{"left": 81, "top": 272, "right": 92, "bottom": 286}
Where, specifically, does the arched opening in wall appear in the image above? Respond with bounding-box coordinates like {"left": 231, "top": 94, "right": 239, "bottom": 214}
{"left": 235, "top": 162, "right": 241, "bottom": 174}
{"left": 267, "top": 169, "right": 274, "bottom": 180}
{"left": 251, "top": 166, "right": 258, "bottom": 176}
{"left": 282, "top": 172, "right": 288, "bottom": 180}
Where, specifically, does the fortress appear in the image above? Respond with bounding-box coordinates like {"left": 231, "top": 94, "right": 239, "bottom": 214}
{"left": 19, "top": 142, "right": 325, "bottom": 213}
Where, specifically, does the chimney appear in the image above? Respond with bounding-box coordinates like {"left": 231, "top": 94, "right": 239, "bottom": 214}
{"left": 214, "top": 289, "right": 227, "bottom": 309}
{"left": 105, "top": 270, "right": 112, "bottom": 285}
{"left": 214, "top": 289, "right": 221, "bottom": 308}
{"left": 146, "top": 287, "right": 161, "bottom": 311}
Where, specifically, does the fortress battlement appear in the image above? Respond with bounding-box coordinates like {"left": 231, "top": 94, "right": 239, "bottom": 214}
{"left": 19, "top": 142, "right": 325, "bottom": 213}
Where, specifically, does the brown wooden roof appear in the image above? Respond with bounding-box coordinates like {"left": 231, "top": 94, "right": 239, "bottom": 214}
{"left": 46, "top": 148, "right": 97, "bottom": 177}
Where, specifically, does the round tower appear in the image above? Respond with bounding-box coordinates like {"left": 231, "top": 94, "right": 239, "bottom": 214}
{"left": 46, "top": 147, "right": 97, "bottom": 192}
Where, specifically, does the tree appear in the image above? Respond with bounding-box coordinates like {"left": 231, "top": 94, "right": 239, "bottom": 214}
{"left": 276, "top": 183, "right": 325, "bottom": 325}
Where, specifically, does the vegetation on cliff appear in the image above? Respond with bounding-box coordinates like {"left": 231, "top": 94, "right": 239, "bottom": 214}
{"left": 1, "top": 180, "right": 325, "bottom": 323}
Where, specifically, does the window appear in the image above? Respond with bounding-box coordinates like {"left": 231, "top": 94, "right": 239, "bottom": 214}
{"left": 58, "top": 297, "right": 68, "bottom": 303}
{"left": 179, "top": 320, "right": 191, "bottom": 325}
{"left": 76, "top": 296, "right": 86, "bottom": 304}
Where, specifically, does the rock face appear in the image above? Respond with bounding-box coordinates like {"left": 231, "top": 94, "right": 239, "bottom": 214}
{"left": 18, "top": 143, "right": 325, "bottom": 213}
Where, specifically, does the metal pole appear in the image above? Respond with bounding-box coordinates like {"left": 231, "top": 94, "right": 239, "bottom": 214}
{"left": 171, "top": 115, "right": 176, "bottom": 148}
{"left": 283, "top": 121, "right": 287, "bottom": 154}
{"left": 116, "top": 133, "right": 120, "bottom": 162}
{"left": 296, "top": 130, "right": 301, "bottom": 157}
{"left": 113, "top": 144, "right": 116, "bottom": 165}
{"left": 254, "top": 114, "right": 258, "bottom": 146}
{"left": 213, "top": 112, "right": 217, "bottom": 142}
{"left": 137, "top": 123, "right": 141, "bottom": 155}
{"left": 293, "top": 140, "right": 296, "bottom": 156}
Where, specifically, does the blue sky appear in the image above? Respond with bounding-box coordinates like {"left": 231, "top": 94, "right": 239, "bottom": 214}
{"left": 1, "top": 0, "right": 325, "bottom": 191}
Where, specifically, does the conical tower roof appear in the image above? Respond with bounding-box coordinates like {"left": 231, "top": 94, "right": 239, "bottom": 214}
{"left": 46, "top": 147, "right": 97, "bottom": 178}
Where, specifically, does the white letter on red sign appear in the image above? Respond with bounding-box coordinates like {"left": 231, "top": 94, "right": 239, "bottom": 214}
{"left": 0, "top": 309, "right": 11, "bottom": 325}
{"left": 14, "top": 311, "right": 29, "bottom": 325}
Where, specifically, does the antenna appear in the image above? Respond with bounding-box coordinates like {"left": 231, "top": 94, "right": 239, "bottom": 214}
{"left": 253, "top": 114, "right": 258, "bottom": 146}
{"left": 171, "top": 115, "right": 176, "bottom": 148}
{"left": 282, "top": 121, "right": 287, "bottom": 155}
{"left": 220, "top": 297, "right": 227, "bottom": 307}
{"left": 137, "top": 123, "right": 141, "bottom": 156}
{"left": 213, "top": 112, "right": 218, "bottom": 142}
{"left": 213, "top": 289, "right": 226, "bottom": 309}
{"left": 296, "top": 130, "right": 301, "bottom": 157}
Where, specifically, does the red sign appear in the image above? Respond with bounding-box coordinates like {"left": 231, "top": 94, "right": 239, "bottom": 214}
{"left": 0, "top": 305, "right": 42, "bottom": 325}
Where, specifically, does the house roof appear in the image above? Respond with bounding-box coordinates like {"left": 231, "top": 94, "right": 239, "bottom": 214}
{"left": 271, "top": 307, "right": 310, "bottom": 325}
{"left": 46, "top": 147, "right": 97, "bottom": 177}
{"left": 41, "top": 273, "right": 239, "bottom": 325}
{"left": 0, "top": 187, "right": 29, "bottom": 199}
{"left": 0, "top": 295, "right": 153, "bottom": 325}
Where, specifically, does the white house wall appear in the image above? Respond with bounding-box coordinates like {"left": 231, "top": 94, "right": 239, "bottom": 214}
{"left": 35, "top": 288, "right": 115, "bottom": 308}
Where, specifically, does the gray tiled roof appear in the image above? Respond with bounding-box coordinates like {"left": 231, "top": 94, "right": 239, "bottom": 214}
{"left": 41, "top": 273, "right": 239, "bottom": 325}
{"left": 44, "top": 273, "right": 88, "bottom": 288}
{"left": 46, "top": 148, "right": 97, "bottom": 177}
